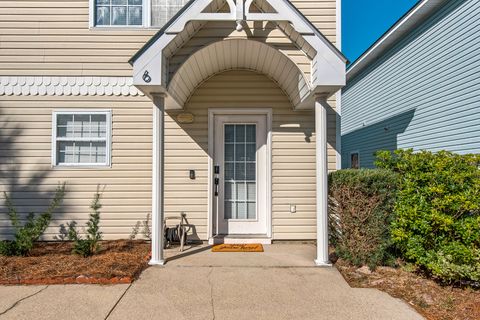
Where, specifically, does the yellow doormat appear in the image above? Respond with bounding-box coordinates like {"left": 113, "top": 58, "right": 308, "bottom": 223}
{"left": 212, "top": 244, "right": 264, "bottom": 252}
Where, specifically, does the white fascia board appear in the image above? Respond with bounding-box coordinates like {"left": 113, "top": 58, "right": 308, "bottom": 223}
{"left": 133, "top": 34, "right": 176, "bottom": 87}
{"left": 305, "top": 35, "right": 345, "bottom": 88}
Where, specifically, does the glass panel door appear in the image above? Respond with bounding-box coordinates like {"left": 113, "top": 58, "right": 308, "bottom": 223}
{"left": 224, "top": 124, "right": 256, "bottom": 220}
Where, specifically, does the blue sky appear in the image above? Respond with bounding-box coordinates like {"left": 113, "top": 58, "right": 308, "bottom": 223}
{"left": 342, "top": 0, "right": 419, "bottom": 64}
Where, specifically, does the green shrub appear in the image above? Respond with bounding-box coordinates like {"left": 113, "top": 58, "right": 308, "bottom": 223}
{"left": 68, "top": 187, "right": 103, "bottom": 257}
{"left": 329, "top": 169, "right": 398, "bottom": 270}
{"left": 376, "top": 149, "right": 480, "bottom": 283}
{"left": 0, "top": 183, "right": 66, "bottom": 256}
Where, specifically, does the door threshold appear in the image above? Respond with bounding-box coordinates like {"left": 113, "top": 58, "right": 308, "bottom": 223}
{"left": 209, "top": 235, "right": 272, "bottom": 245}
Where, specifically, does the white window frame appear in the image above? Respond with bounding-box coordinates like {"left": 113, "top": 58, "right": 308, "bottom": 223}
{"left": 350, "top": 151, "right": 360, "bottom": 169}
{"left": 89, "top": 0, "right": 151, "bottom": 28}
{"left": 51, "top": 110, "right": 112, "bottom": 168}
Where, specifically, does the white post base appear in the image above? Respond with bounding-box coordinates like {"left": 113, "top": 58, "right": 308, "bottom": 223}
{"left": 314, "top": 259, "right": 332, "bottom": 267}
{"left": 149, "top": 259, "right": 166, "bottom": 266}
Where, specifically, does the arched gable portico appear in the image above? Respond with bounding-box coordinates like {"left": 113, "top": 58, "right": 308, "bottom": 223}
{"left": 129, "top": 0, "right": 346, "bottom": 267}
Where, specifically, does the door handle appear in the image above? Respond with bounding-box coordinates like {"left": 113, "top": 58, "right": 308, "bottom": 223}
{"left": 214, "top": 177, "right": 219, "bottom": 196}
{"left": 214, "top": 165, "right": 220, "bottom": 196}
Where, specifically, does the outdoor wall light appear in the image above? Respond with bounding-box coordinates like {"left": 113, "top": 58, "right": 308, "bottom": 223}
{"left": 189, "top": 170, "right": 196, "bottom": 180}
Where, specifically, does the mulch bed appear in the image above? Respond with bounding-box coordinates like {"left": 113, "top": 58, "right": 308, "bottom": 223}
{"left": 335, "top": 259, "right": 480, "bottom": 320}
{"left": 0, "top": 240, "right": 151, "bottom": 285}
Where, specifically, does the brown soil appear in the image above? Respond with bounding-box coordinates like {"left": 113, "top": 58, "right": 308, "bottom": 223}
{"left": 0, "top": 240, "right": 150, "bottom": 283}
{"left": 335, "top": 259, "right": 480, "bottom": 320}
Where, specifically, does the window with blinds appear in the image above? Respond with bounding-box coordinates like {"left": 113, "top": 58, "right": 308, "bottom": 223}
{"left": 95, "top": 0, "right": 143, "bottom": 26}
{"left": 151, "top": 0, "right": 189, "bottom": 27}
{"left": 52, "top": 111, "right": 111, "bottom": 167}
{"left": 93, "top": 0, "right": 189, "bottom": 27}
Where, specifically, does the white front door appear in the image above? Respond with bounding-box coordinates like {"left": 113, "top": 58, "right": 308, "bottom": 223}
{"left": 213, "top": 114, "right": 268, "bottom": 235}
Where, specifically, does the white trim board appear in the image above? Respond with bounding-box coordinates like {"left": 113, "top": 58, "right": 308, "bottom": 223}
{"left": 335, "top": 0, "right": 342, "bottom": 170}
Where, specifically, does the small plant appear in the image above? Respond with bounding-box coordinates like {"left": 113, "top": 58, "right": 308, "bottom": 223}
{"left": 129, "top": 221, "right": 141, "bottom": 240}
{"left": 68, "top": 186, "right": 104, "bottom": 257}
{"left": 142, "top": 213, "right": 151, "bottom": 240}
{"left": 129, "top": 213, "right": 151, "bottom": 241}
{"left": 0, "top": 183, "right": 66, "bottom": 256}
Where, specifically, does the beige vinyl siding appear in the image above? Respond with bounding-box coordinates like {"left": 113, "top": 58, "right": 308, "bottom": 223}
{"left": 0, "top": 0, "right": 336, "bottom": 76}
{"left": 0, "top": 95, "right": 153, "bottom": 240}
{"left": 290, "top": 0, "right": 337, "bottom": 43}
{"left": 0, "top": 0, "right": 155, "bottom": 76}
{"left": 165, "top": 70, "right": 337, "bottom": 240}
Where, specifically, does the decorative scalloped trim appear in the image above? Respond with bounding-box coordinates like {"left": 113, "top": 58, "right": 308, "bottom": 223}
{"left": 0, "top": 76, "right": 144, "bottom": 97}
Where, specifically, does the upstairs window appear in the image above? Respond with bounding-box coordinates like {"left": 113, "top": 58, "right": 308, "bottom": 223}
{"left": 95, "top": 0, "right": 143, "bottom": 26}
{"left": 151, "top": 0, "right": 189, "bottom": 27}
{"left": 92, "top": 0, "right": 189, "bottom": 28}
{"left": 52, "top": 111, "right": 111, "bottom": 167}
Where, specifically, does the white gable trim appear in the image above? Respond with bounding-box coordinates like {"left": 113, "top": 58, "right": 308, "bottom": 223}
{"left": 0, "top": 76, "right": 144, "bottom": 97}
{"left": 131, "top": 0, "right": 346, "bottom": 109}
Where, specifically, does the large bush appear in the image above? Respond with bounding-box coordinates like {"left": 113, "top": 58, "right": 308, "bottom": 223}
{"left": 329, "top": 169, "right": 398, "bottom": 269}
{"left": 376, "top": 149, "right": 480, "bottom": 283}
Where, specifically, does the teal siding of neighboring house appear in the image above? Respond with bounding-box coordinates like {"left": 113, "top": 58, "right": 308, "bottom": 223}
{"left": 341, "top": 0, "right": 480, "bottom": 168}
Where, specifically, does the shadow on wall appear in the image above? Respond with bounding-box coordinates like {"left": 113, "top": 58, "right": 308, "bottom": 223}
{"left": 0, "top": 108, "right": 68, "bottom": 240}
{"left": 165, "top": 70, "right": 339, "bottom": 238}
{"left": 341, "top": 109, "right": 416, "bottom": 168}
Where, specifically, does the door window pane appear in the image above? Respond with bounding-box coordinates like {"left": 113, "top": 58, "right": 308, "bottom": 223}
{"left": 236, "top": 183, "right": 246, "bottom": 201}
{"left": 225, "top": 163, "right": 234, "bottom": 180}
{"left": 223, "top": 124, "right": 256, "bottom": 220}
{"left": 225, "top": 182, "right": 234, "bottom": 200}
{"left": 235, "top": 163, "right": 245, "bottom": 180}
{"left": 224, "top": 144, "right": 234, "bottom": 162}
{"left": 236, "top": 202, "right": 247, "bottom": 220}
{"left": 246, "top": 144, "right": 256, "bottom": 161}
{"left": 235, "top": 124, "right": 245, "bottom": 142}
{"left": 247, "top": 182, "right": 256, "bottom": 201}
{"left": 246, "top": 125, "right": 256, "bottom": 142}
{"left": 224, "top": 201, "right": 234, "bottom": 219}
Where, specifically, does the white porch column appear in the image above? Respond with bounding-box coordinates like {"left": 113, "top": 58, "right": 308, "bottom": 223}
{"left": 314, "top": 95, "right": 331, "bottom": 266}
{"left": 150, "top": 94, "right": 166, "bottom": 265}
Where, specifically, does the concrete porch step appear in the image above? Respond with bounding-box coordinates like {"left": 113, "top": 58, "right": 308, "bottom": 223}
{"left": 209, "top": 234, "right": 271, "bottom": 245}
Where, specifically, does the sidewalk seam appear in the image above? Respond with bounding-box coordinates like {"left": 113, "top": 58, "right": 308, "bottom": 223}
{"left": 104, "top": 283, "right": 133, "bottom": 320}
{"left": 0, "top": 285, "right": 49, "bottom": 316}
{"left": 207, "top": 268, "right": 216, "bottom": 320}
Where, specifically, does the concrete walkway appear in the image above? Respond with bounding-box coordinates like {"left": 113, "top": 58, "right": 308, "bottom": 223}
{"left": 0, "top": 244, "right": 423, "bottom": 320}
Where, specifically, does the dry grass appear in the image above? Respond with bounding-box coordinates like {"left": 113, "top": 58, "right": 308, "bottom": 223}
{"left": 336, "top": 259, "right": 480, "bottom": 320}
{"left": 0, "top": 240, "right": 150, "bottom": 282}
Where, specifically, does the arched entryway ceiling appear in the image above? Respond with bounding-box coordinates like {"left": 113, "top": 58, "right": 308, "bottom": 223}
{"left": 130, "top": 0, "right": 347, "bottom": 109}
{"left": 167, "top": 39, "right": 310, "bottom": 108}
